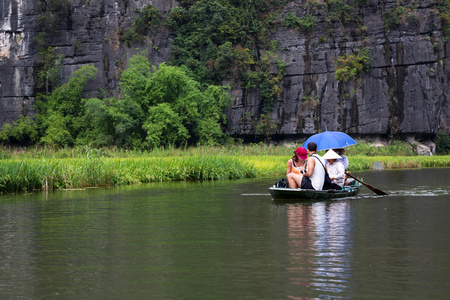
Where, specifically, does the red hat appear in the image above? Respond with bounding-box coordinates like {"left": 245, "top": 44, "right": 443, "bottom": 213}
{"left": 295, "top": 147, "right": 308, "bottom": 160}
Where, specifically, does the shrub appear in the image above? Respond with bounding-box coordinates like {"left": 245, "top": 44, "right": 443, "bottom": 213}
{"left": 84, "top": 54, "right": 233, "bottom": 148}
{"left": 35, "top": 46, "right": 64, "bottom": 93}
{"left": 40, "top": 113, "right": 74, "bottom": 147}
{"left": 436, "top": 133, "right": 450, "bottom": 154}
{"left": 167, "top": 0, "right": 287, "bottom": 114}
{"left": 166, "top": 6, "right": 187, "bottom": 30}
{"left": 300, "top": 14, "right": 317, "bottom": 32}
{"left": 439, "top": 0, "right": 450, "bottom": 41}
{"left": 35, "top": 65, "right": 98, "bottom": 147}
{"left": 143, "top": 103, "right": 190, "bottom": 148}
{"left": 326, "top": 0, "right": 356, "bottom": 24}
{"left": 334, "top": 47, "right": 371, "bottom": 82}
{"left": 383, "top": 5, "right": 405, "bottom": 31}
{"left": 120, "top": 5, "right": 162, "bottom": 46}
{"left": 134, "top": 5, "right": 162, "bottom": 35}
{"left": 285, "top": 13, "right": 316, "bottom": 32}
{"left": 0, "top": 116, "right": 38, "bottom": 145}
{"left": 285, "top": 12, "right": 301, "bottom": 28}
{"left": 254, "top": 113, "right": 276, "bottom": 142}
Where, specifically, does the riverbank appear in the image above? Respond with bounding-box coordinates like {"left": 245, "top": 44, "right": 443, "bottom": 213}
{"left": 0, "top": 139, "right": 426, "bottom": 159}
{"left": 1, "top": 152, "right": 450, "bottom": 194}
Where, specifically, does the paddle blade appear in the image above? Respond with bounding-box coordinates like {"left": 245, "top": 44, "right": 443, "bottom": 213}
{"left": 347, "top": 174, "right": 388, "bottom": 196}
{"left": 365, "top": 183, "right": 389, "bottom": 195}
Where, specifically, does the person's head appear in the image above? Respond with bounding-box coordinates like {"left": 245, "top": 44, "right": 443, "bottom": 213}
{"left": 307, "top": 142, "right": 317, "bottom": 154}
{"left": 294, "top": 147, "right": 308, "bottom": 160}
{"left": 323, "top": 149, "right": 341, "bottom": 164}
{"left": 333, "top": 148, "right": 345, "bottom": 155}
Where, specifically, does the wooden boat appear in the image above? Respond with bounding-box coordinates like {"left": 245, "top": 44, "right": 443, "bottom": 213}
{"left": 269, "top": 180, "right": 362, "bottom": 202}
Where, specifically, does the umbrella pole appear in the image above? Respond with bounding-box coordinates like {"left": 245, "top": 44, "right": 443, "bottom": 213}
{"left": 346, "top": 173, "right": 388, "bottom": 196}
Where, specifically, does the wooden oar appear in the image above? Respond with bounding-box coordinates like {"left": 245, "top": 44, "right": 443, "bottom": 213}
{"left": 346, "top": 173, "right": 388, "bottom": 196}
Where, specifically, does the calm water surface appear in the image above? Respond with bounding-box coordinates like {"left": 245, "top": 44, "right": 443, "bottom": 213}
{"left": 1, "top": 168, "right": 449, "bottom": 299}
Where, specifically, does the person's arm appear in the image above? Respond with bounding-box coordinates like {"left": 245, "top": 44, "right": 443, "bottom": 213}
{"left": 303, "top": 157, "right": 315, "bottom": 177}
{"left": 286, "top": 159, "right": 293, "bottom": 176}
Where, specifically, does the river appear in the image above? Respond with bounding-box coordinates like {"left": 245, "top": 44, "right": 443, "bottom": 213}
{"left": 1, "top": 168, "right": 449, "bottom": 299}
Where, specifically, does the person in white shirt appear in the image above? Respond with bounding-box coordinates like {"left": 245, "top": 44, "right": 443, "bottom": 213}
{"left": 327, "top": 148, "right": 349, "bottom": 169}
{"left": 323, "top": 149, "right": 346, "bottom": 188}
{"left": 300, "top": 142, "right": 325, "bottom": 190}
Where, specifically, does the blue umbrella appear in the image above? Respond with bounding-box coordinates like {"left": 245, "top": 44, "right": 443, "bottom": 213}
{"left": 301, "top": 131, "right": 357, "bottom": 151}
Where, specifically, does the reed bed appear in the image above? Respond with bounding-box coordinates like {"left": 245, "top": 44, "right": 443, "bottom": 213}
{"left": 0, "top": 143, "right": 292, "bottom": 159}
{"left": 349, "top": 156, "right": 450, "bottom": 170}
{"left": 1, "top": 148, "right": 450, "bottom": 194}
{"left": 242, "top": 155, "right": 450, "bottom": 176}
{"left": 0, "top": 140, "right": 424, "bottom": 159}
{"left": 0, "top": 156, "right": 257, "bottom": 194}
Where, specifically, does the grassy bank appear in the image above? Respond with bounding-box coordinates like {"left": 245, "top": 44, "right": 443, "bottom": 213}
{"left": 1, "top": 152, "right": 450, "bottom": 194}
{"left": 0, "top": 156, "right": 257, "bottom": 194}
{"left": 239, "top": 155, "right": 450, "bottom": 178}
{"left": 0, "top": 140, "right": 421, "bottom": 159}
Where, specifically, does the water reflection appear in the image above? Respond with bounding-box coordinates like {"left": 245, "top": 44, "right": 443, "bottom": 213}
{"left": 1, "top": 169, "right": 450, "bottom": 299}
{"left": 286, "top": 201, "right": 352, "bottom": 297}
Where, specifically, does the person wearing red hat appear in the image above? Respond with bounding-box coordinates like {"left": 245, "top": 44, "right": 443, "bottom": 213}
{"left": 286, "top": 147, "right": 308, "bottom": 188}
{"left": 292, "top": 142, "right": 326, "bottom": 190}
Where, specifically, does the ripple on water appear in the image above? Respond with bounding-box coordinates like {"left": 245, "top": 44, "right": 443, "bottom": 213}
{"left": 388, "top": 187, "right": 449, "bottom": 197}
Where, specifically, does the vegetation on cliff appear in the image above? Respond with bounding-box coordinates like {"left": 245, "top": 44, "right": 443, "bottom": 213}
{"left": 334, "top": 48, "right": 371, "bottom": 82}
{"left": 0, "top": 54, "right": 231, "bottom": 149}
{"left": 1, "top": 0, "right": 449, "bottom": 151}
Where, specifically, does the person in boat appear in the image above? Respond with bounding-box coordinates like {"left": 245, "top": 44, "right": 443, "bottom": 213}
{"left": 289, "top": 142, "right": 326, "bottom": 190}
{"left": 286, "top": 147, "right": 308, "bottom": 188}
{"left": 323, "top": 149, "right": 345, "bottom": 188}
{"left": 326, "top": 148, "right": 349, "bottom": 169}
{"left": 327, "top": 148, "right": 350, "bottom": 183}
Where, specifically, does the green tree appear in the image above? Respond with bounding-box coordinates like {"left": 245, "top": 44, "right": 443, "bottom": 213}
{"left": 40, "top": 112, "right": 74, "bottom": 147}
{"left": 82, "top": 54, "right": 232, "bottom": 148}
{"left": 143, "top": 103, "right": 190, "bottom": 148}
{"left": 0, "top": 116, "right": 39, "bottom": 145}
{"left": 35, "top": 46, "right": 64, "bottom": 93}
{"left": 78, "top": 97, "right": 122, "bottom": 147}
{"left": 35, "top": 65, "right": 97, "bottom": 147}
{"left": 140, "top": 61, "right": 232, "bottom": 146}
{"left": 80, "top": 95, "right": 143, "bottom": 148}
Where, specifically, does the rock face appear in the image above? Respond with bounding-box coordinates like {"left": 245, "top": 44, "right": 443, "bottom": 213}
{"left": 1, "top": 0, "right": 449, "bottom": 140}
{"left": 0, "top": 0, "right": 176, "bottom": 125}
{"left": 228, "top": 0, "right": 449, "bottom": 139}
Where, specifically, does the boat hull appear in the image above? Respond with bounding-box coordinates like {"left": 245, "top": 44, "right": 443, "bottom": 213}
{"left": 269, "top": 184, "right": 362, "bottom": 202}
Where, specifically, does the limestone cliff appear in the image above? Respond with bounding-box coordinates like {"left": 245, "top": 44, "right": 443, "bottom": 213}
{"left": 0, "top": 0, "right": 448, "bottom": 141}
{"left": 0, "top": 0, "right": 176, "bottom": 125}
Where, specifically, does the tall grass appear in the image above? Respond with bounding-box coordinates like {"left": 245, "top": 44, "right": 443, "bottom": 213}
{"left": 242, "top": 155, "right": 450, "bottom": 176}
{"left": 344, "top": 140, "right": 416, "bottom": 156}
{"left": 0, "top": 140, "right": 425, "bottom": 159}
{"left": 0, "top": 156, "right": 258, "bottom": 194}
{"left": 0, "top": 143, "right": 292, "bottom": 159}
{"left": 1, "top": 144, "right": 449, "bottom": 194}
{"left": 348, "top": 156, "right": 450, "bottom": 169}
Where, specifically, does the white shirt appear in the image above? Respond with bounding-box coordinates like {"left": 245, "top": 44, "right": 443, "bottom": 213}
{"left": 326, "top": 155, "right": 349, "bottom": 169}
{"left": 327, "top": 160, "right": 346, "bottom": 187}
{"left": 310, "top": 154, "right": 326, "bottom": 190}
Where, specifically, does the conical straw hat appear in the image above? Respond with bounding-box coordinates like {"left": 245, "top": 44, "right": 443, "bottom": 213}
{"left": 323, "top": 149, "right": 342, "bottom": 160}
